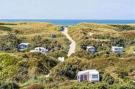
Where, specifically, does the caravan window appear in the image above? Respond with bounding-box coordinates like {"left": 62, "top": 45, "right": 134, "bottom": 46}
{"left": 84, "top": 75, "right": 87, "bottom": 80}
{"left": 92, "top": 74, "right": 98, "bottom": 78}
{"left": 80, "top": 75, "right": 83, "bottom": 81}
{"left": 19, "top": 45, "right": 27, "bottom": 49}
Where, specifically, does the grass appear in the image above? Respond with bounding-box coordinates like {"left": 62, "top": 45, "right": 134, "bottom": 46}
{"left": 68, "top": 23, "right": 135, "bottom": 53}
{"left": 125, "top": 45, "right": 135, "bottom": 54}
{"left": 0, "top": 22, "right": 69, "bottom": 53}
{"left": 1, "top": 22, "right": 135, "bottom": 89}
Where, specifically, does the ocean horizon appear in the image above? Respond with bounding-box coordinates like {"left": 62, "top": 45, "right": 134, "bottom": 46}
{"left": 0, "top": 19, "right": 135, "bottom": 26}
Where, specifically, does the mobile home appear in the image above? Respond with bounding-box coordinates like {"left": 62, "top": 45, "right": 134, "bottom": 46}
{"left": 77, "top": 70, "right": 99, "bottom": 82}
{"left": 30, "top": 47, "right": 48, "bottom": 54}
{"left": 18, "top": 43, "right": 30, "bottom": 51}
{"left": 86, "top": 46, "right": 96, "bottom": 53}
{"left": 112, "top": 46, "right": 123, "bottom": 54}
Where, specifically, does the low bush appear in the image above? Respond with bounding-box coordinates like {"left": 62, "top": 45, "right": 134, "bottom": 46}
{"left": 103, "top": 73, "right": 115, "bottom": 85}
{"left": 0, "top": 54, "right": 20, "bottom": 80}
{"left": 0, "top": 82, "right": 19, "bottom": 89}
{"left": 118, "top": 71, "right": 128, "bottom": 79}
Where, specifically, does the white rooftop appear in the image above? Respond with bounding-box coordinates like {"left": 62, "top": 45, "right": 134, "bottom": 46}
{"left": 112, "top": 46, "right": 123, "bottom": 48}
{"left": 30, "top": 47, "right": 48, "bottom": 53}
{"left": 19, "top": 43, "right": 30, "bottom": 45}
{"left": 35, "top": 47, "right": 46, "bottom": 49}
{"left": 87, "top": 46, "right": 95, "bottom": 48}
{"left": 77, "top": 69, "right": 99, "bottom": 75}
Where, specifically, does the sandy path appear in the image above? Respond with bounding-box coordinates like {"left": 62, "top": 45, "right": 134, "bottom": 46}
{"left": 45, "top": 27, "right": 76, "bottom": 78}
{"left": 62, "top": 27, "right": 76, "bottom": 57}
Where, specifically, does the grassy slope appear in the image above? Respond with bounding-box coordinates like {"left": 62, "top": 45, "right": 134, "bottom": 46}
{"left": 0, "top": 22, "right": 69, "bottom": 52}
{"left": 31, "top": 23, "right": 135, "bottom": 89}
{"left": 0, "top": 22, "right": 69, "bottom": 83}
{"left": 1, "top": 23, "right": 135, "bottom": 89}
{"left": 68, "top": 23, "right": 135, "bottom": 51}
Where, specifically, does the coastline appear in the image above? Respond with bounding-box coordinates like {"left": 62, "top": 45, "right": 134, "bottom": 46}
{"left": 0, "top": 19, "right": 135, "bottom": 26}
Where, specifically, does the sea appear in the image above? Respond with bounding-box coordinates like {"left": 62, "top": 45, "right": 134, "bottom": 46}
{"left": 0, "top": 19, "right": 135, "bottom": 26}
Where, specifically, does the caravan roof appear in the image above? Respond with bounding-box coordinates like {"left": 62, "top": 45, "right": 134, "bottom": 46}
{"left": 77, "top": 69, "right": 99, "bottom": 75}
{"left": 19, "top": 43, "right": 30, "bottom": 45}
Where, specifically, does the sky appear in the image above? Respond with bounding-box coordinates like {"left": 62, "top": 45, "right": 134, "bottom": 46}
{"left": 0, "top": 0, "right": 135, "bottom": 19}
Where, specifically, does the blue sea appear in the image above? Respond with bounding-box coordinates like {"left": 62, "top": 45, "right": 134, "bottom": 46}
{"left": 0, "top": 19, "right": 135, "bottom": 26}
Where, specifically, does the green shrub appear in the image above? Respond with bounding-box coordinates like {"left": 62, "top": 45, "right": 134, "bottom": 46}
{"left": 96, "top": 83, "right": 108, "bottom": 89}
{"left": 118, "top": 71, "right": 128, "bottom": 79}
{"left": 59, "top": 65, "right": 77, "bottom": 79}
{"left": 103, "top": 73, "right": 115, "bottom": 85}
{"left": 0, "top": 82, "right": 19, "bottom": 89}
{"left": 0, "top": 54, "right": 20, "bottom": 80}
{"left": 0, "top": 33, "right": 21, "bottom": 52}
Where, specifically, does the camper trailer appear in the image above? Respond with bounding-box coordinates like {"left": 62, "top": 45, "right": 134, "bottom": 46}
{"left": 18, "top": 43, "right": 30, "bottom": 51}
{"left": 77, "top": 70, "right": 99, "bottom": 82}
{"left": 112, "top": 46, "right": 123, "bottom": 54}
{"left": 30, "top": 47, "right": 48, "bottom": 54}
{"left": 86, "top": 46, "right": 96, "bottom": 53}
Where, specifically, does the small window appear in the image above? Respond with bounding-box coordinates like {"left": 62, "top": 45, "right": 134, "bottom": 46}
{"left": 80, "top": 75, "right": 83, "bottom": 81}
{"left": 20, "top": 45, "right": 25, "bottom": 49}
{"left": 92, "top": 74, "right": 98, "bottom": 78}
{"left": 36, "top": 48, "right": 38, "bottom": 51}
{"left": 84, "top": 75, "right": 87, "bottom": 80}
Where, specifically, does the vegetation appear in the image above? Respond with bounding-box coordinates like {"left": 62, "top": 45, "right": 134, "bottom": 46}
{"left": 68, "top": 23, "right": 135, "bottom": 53}
{"left": 0, "top": 22, "right": 135, "bottom": 89}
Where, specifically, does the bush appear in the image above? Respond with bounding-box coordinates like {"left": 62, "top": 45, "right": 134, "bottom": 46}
{"left": 103, "top": 73, "right": 115, "bottom": 85}
{"left": 119, "top": 84, "right": 135, "bottom": 89}
{"left": 96, "top": 83, "right": 108, "bottom": 89}
{"left": 118, "top": 71, "right": 128, "bottom": 79}
{"left": 59, "top": 65, "right": 77, "bottom": 79}
{"left": 0, "top": 82, "right": 19, "bottom": 89}
{"left": 0, "top": 54, "right": 20, "bottom": 80}
{"left": 0, "top": 33, "right": 21, "bottom": 52}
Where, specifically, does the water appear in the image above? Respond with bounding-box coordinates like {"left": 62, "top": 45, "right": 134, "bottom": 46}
{"left": 0, "top": 19, "right": 135, "bottom": 26}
